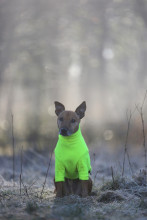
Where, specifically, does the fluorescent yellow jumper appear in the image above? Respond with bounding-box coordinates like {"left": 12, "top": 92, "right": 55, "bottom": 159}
{"left": 55, "top": 125, "right": 91, "bottom": 182}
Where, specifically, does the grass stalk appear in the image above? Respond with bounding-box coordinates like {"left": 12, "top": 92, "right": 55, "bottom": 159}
{"left": 20, "top": 146, "right": 23, "bottom": 195}
{"left": 122, "top": 109, "right": 135, "bottom": 177}
{"left": 136, "top": 90, "right": 147, "bottom": 185}
{"left": 40, "top": 148, "right": 54, "bottom": 198}
{"left": 11, "top": 113, "right": 15, "bottom": 186}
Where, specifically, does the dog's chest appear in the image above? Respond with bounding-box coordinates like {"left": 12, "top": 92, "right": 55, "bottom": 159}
{"left": 55, "top": 133, "right": 88, "bottom": 170}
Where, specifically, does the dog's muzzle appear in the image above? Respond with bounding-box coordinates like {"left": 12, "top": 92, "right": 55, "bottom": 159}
{"left": 60, "top": 128, "right": 68, "bottom": 136}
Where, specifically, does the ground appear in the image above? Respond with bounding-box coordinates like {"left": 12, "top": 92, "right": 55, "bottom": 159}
{"left": 0, "top": 148, "right": 147, "bottom": 219}
{"left": 0, "top": 183, "right": 146, "bottom": 220}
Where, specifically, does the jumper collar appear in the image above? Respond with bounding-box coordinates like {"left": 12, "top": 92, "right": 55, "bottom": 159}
{"left": 58, "top": 125, "right": 82, "bottom": 143}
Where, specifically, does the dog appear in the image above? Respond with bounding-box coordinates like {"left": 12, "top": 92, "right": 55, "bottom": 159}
{"left": 54, "top": 101, "right": 92, "bottom": 197}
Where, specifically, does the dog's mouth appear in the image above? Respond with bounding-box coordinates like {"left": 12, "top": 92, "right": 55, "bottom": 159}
{"left": 59, "top": 128, "right": 72, "bottom": 136}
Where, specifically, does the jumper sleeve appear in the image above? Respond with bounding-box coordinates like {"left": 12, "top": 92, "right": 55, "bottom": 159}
{"left": 77, "top": 152, "right": 91, "bottom": 180}
{"left": 55, "top": 157, "right": 65, "bottom": 182}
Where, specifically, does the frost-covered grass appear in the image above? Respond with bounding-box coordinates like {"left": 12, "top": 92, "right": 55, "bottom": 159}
{"left": 0, "top": 145, "right": 146, "bottom": 219}
{"left": 0, "top": 170, "right": 146, "bottom": 220}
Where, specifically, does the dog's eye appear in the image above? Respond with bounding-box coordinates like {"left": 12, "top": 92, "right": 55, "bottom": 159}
{"left": 59, "top": 117, "right": 63, "bottom": 122}
{"left": 71, "top": 118, "right": 76, "bottom": 123}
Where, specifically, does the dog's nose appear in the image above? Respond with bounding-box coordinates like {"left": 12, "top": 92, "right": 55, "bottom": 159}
{"left": 60, "top": 128, "right": 68, "bottom": 136}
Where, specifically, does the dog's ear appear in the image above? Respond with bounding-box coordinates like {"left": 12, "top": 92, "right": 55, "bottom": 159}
{"left": 54, "top": 101, "right": 65, "bottom": 116}
{"left": 75, "top": 101, "right": 86, "bottom": 119}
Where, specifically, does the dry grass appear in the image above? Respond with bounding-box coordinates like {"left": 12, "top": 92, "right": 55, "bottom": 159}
{"left": 0, "top": 171, "right": 147, "bottom": 220}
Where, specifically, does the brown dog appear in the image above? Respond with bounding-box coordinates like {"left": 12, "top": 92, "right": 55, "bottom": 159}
{"left": 54, "top": 101, "right": 92, "bottom": 197}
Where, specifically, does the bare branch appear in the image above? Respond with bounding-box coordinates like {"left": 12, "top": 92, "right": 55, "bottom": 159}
{"left": 21, "top": 179, "right": 30, "bottom": 198}
{"left": 20, "top": 146, "right": 23, "bottom": 195}
{"left": 122, "top": 108, "right": 135, "bottom": 177}
{"left": 136, "top": 90, "right": 147, "bottom": 185}
{"left": 11, "top": 113, "right": 15, "bottom": 186}
{"left": 141, "top": 89, "right": 147, "bottom": 109}
{"left": 93, "top": 170, "right": 98, "bottom": 186}
{"left": 111, "top": 166, "right": 115, "bottom": 184}
{"left": 28, "top": 177, "right": 40, "bottom": 190}
{"left": 40, "top": 148, "right": 54, "bottom": 198}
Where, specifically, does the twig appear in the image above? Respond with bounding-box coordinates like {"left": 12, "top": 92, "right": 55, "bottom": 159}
{"left": 93, "top": 153, "right": 96, "bottom": 162}
{"left": 21, "top": 179, "right": 30, "bottom": 198}
{"left": 23, "top": 153, "right": 41, "bottom": 168}
{"left": 136, "top": 90, "right": 147, "bottom": 184}
{"left": 20, "top": 146, "right": 23, "bottom": 195}
{"left": 40, "top": 148, "right": 54, "bottom": 198}
{"left": 28, "top": 177, "right": 40, "bottom": 190}
{"left": 122, "top": 109, "right": 135, "bottom": 177}
{"left": 28, "top": 148, "right": 47, "bottom": 162}
{"left": 141, "top": 89, "right": 147, "bottom": 109}
{"left": 111, "top": 166, "right": 115, "bottom": 184}
{"left": 21, "top": 146, "right": 23, "bottom": 175}
{"left": 19, "top": 174, "right": 21, "bottom": 195}
{"left": 11, "top": 113, "right": 15, "bottom": 186}
{"left": 93, "top": 170, "right": 98, "bottom": 186}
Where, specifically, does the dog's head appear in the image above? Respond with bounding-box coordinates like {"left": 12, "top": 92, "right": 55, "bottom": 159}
{"left": 54, "top": 101, "right": 86, "bottom": 136}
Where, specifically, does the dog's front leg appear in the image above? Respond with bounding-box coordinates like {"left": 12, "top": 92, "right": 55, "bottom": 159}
{"left": 81, "top": 180, "right": 89, "bottom": 197}
{"left": 55, "top": 181, "right": 64, "bottom": 197}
